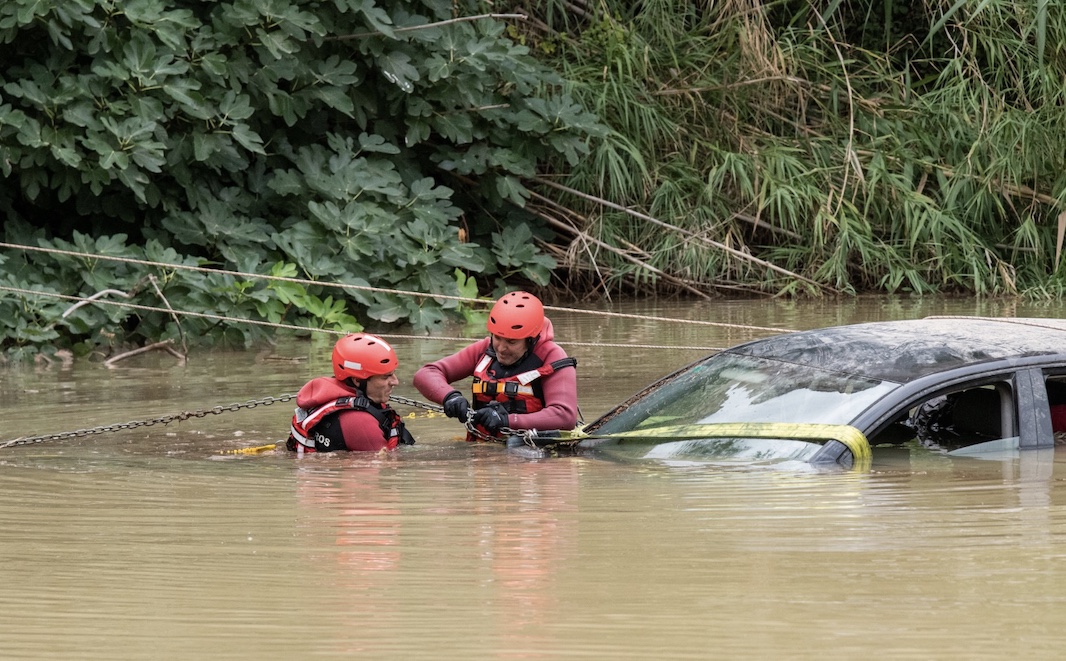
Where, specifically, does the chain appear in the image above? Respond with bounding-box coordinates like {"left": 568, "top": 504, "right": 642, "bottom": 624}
{"left": 0, "top": 394, "right": 297, "bottom": 449}
{"left": 389, "top": 394, "right": 444, "bottom": 413}
{"left": 325, "top": 393, "right": 561, "bottom": 449}
{"left": 390, "top": 394, "right": 525, "bottom": 443}
{"left": 3, "top": 391, "right": 567, "bottom": 451}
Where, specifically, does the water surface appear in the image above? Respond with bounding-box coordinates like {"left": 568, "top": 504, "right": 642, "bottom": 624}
{"left": 4, "top": 296, "right": 1066, "bottom": 659}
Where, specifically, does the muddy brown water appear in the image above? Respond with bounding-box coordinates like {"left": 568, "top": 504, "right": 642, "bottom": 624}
{"left": 4, "top": 296, "right": 1066, "bottom": 659}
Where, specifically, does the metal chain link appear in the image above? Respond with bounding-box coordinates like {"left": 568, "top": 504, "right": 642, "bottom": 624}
{"left": 0, "top": 394, "right": 297, "bottom": 449}
{"left": 360, "top": 394, "right": 559, "bottom": 448}
{"left": 3, "top": 391, "right": 562, "bottom": 451}
{"left": 390, "top": 394, "right": 523, "bottom": 443}
{"left": 389, "top": 394, "right": 444, "bottom": 414}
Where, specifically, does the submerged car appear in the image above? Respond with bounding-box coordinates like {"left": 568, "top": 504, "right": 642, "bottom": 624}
{"left": 569, "top": 316, "right": 1066, "bottom": 468}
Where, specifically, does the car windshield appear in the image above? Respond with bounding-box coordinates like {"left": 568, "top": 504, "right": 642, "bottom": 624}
{"left": 591, "top": 353, "right": 900, "bottom": 435}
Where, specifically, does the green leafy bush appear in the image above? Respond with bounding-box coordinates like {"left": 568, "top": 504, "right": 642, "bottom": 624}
{"left": 0, "top": 0, "right": 603, "bottom": 358}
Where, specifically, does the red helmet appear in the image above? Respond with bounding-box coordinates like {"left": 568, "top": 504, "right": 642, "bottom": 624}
{"left": 486, "top": 291, "right": 544, "bottom": 339}
{"left": 332, "top": 333, "right": 398, "bottom": 381}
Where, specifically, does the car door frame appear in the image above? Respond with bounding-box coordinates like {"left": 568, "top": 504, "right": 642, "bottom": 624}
{"left": 1016, "top": 367, "right": 1053, "bottom": 449}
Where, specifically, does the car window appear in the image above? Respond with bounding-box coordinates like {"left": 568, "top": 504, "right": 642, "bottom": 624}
{"left": 871, "top": 382, "right": 1018, "bottom": 453}
{"left": 591, "top": 353, "right": 899, "bottom": 435}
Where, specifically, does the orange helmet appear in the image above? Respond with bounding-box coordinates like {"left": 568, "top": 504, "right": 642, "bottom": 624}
{"left": 486, "top": 291, "right": 544, "bottom": 339}
{"left": 332, "top": 333, "right": 398, "bottom": 381}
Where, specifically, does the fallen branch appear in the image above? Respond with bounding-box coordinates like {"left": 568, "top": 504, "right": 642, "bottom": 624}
{"left": 330, "top": 13, "right": 527, "bottom": 40}
{"left": 163, "top": 344, "right": 188, "bottom": 366}
{"left": 533, "top": 178, "right": 836, "bottom": 294}
{"left": 531, "top": 205, "right": 713, "bottom": 299}
{"left": 530, "top": 191, "right": 774, "bottom": 297}
{"left": 732, "top": 211, "right": 803, "bottom": 240}
{"left": 61, "top": 289, "right": 130, "bottom": 318}
{"left": 104, "top": 339, "right": 179, "bottom": 368}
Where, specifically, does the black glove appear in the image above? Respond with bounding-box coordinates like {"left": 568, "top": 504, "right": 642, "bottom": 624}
{"left": 442, "top": 390, "right": 470, "bottom": 421}
{"left": 473, "top": 402, "right": 509, "bottom": 434}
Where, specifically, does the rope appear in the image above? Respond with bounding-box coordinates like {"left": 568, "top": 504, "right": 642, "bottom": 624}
{"left": 0, "top": 241, "right": 793, "bottom": 334}
{"left": 0, "top": 285, "right": 724, "bottom": 351}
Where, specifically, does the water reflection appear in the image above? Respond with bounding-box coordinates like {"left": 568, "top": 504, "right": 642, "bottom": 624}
{"left": 295, "top": 462, "right": 404, "bottom": 571}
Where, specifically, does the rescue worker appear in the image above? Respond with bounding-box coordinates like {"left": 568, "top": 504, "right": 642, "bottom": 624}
{"left": 287, "top": 333, "right": 415, "bottom": 452}
{"left": 413, "top": 291, "right": 578, "bottom": 440}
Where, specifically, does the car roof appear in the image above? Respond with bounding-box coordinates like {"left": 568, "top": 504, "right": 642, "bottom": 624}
{"left": 727, "top": 316, "right": 1066, "bottom": 384}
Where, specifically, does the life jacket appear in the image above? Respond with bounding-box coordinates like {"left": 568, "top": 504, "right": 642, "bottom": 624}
{"left": 286, "top": 394, "right": 415, "bottom": 452}
{"left": 468, "top": 346, "right": 577, "bottom": 440}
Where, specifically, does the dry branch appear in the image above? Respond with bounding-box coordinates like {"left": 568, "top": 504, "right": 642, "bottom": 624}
{"left": 61, "top": 289, "right": 130, "bottom": 318}
{"left": 104, "top": 339, "right": 180, "bottom": 368}
{"left": 147, "top": 274, "right": 188, "bottom": 354}
{"left": 533, "top": 178, "right": 836, "bottom": 294}
{"left": 529, "top": 204, "right": 713, "bottom": 299}
{"left": 331, "top": 13, "right": 527, "bottom": 40}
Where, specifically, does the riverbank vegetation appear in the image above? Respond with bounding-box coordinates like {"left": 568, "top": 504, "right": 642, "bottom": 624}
{"left": 517, "top": 0, "right": 1066, "bottom": 298}
{"left": 2, "top": 0, "right": 1064, "bottom": 360}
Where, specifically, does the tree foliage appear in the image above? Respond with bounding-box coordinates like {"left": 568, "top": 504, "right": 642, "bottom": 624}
{"left": 0, "top": 0, "right": 603, "bottom": 358}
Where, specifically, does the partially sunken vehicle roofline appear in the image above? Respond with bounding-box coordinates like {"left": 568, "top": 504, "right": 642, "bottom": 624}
{"left": 726, "top": 317, "right": 1066, "bottom": 384}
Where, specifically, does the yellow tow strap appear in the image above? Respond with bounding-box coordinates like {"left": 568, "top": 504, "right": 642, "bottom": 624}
{"left": 218, "top": 443, "right": 278, "bottom": 455}
{"left": 544, "top": 422, "right": 872, "bottom": 465}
